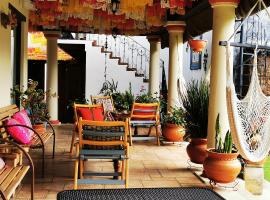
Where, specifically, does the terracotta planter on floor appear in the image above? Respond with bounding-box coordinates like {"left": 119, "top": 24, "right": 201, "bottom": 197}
{"left": 162, "top": 123, "right": 185, "bottom": 142}
{"left": 186, "top": 138, "right": 207, "bottom": 164}
{"left": 203, "top": 149, "right": 241, "bottom": 183}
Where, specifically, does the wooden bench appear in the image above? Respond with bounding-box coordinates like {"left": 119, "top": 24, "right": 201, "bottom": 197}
{"left": 0, "top": 139, "right": 34, "bottom": 200}
{"left": 0, "top": 104, "right": 56, "bottom": 177}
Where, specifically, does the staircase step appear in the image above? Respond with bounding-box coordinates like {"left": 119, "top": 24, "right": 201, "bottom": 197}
{"left": 143, "top": 78, "right": 149, "bottom": 83}
{"left": 118, "top": 61, "right": 128, "bottom": 65}
{"left": 135, "top": 73, "right": 144, "bottom": 77}
{"left": 110, "top": 55, "right": 120, "bottom": 60}
{"left": 126, "top": 67, "right": 137, "bottom": 71}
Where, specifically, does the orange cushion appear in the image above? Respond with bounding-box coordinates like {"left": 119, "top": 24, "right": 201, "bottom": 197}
{"left": 77, "top": 108, "right": 93, "bottom": 120}
{"left": 77, "top": 106, "right": 104, "bottom": 121}
{"left": 91, "top": 107, "right": 104, "bottom": 121}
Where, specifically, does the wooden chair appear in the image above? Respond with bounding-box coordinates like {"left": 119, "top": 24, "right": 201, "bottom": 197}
{"left": 128, "top": 102, "right": 160, "bottom": 146}
{"left": 70, "top": 103, "right": 105, "bottom": 155}
{"left": 0, "top": 140, "right": 34, "bottom": 200}
{"left": 91, "top": 95, "right": 115, "bottom": 112}
{"left": 74, "top": 119, "right": 129, "bottom": 189}
{"left": 0, "top": 105, "right": 55, "bottom": 177}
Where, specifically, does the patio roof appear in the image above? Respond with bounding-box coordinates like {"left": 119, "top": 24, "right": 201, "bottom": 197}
{"left": 28, "top": 0, "right": 270, "bottom": 48}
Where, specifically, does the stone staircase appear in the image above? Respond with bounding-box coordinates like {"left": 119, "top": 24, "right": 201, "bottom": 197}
{"left": 89, "top": 34, "right": 164, "bottom": 83}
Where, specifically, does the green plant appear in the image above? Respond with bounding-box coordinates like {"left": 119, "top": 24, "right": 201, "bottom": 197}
{"left": 215, "top": 114, "right": 233, "bottom": 153}
{"left": 163, "top": 107, "right": 186, "bottom": 126}
{"left": 135, "top": 93, "right": 159, "bottom": 103}
{"left": 11, "top": 79, "right": 52, "bottom": 123}
{"left": 99, "top": 79, "right": 118, "bottom": 96}
{"left": 112, "top": 83, "right": 134, "bottom": 112}
{"left": 181, "top": 80, "right": 209, "bottom": 138}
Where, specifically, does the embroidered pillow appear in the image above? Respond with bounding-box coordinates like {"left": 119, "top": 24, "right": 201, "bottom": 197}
{"left": 95, "top": 98, "right": 114, "bottom": 112}
{"left": 6, "top": 119, "right": 32, "bottom": 144}
{"left": 0, "top": 158, "right": 5, "bottom": 171}
{"left": 13, "top": 110, "right": 34, "bottom": 137}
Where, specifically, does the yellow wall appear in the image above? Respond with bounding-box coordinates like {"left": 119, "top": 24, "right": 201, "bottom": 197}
{"left": 0, "top": 0, "right": 28, "bottom": 107}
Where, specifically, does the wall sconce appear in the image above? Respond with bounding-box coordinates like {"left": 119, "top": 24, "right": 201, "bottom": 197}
{"left": 1, "top": 12, "right": 10, "bottom": 29}
{"left": 111, "top": 0, "right": 120, "bottom": 14}
{"left": 203, "top": 49, "right": 208, "bottom": 72}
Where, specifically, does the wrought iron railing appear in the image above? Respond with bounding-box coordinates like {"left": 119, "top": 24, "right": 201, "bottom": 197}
{"left": 87, "top": 34, "right": 165, "bottom": 81}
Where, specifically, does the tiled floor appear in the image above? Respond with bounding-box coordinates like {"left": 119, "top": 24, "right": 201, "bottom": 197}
{"left": 16, "top": 124, "right": 270, "bottom": 200}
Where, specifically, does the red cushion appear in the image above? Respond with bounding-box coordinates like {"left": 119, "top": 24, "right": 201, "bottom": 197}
{"left": 91, "top": 107, "right": 104, "bottom": 121}
{"left": 132, "top": 105, "right": 157, "bottom": 120}
{"left": 6, "top": 119, "right": 31, "bottom": 144}
{"left": 77, "top": 107, "right": 93, "bottom": 120}
{"left": 13, "top": 110, "right": 34, "bottom": 137}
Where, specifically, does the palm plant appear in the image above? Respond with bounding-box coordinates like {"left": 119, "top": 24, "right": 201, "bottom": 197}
{"left": 180, "top": 80, "right": 209, "bottom": 138}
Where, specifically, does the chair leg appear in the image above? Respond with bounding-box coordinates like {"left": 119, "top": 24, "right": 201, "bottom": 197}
{"left": 125, "top": 158, "right": 129, "bottom": 188}
{"left": 128, "top": 125, "right": 133, "bottom": 146}
{"left": 121, "top": 160, "right": 125, "bottom": 180}
{"left": 155, "top": 125, "right": 160, "bottom": 146}
{"left": 113, "top": 159, "right": 120, "bottom": 179}
{"left": 79, "top": 159, "right": 84, "bottom": 179}
{"left": 74, "top": 144, "right": 79, "bottom": 189}
{"left": 52, "top": 131, "right": 56, "bottom": 159}
{"left": 147, "top": 126, "right": 153, "bottom": 136}
{"left": 70, "top": 130, "right": 76, "bottom": 155}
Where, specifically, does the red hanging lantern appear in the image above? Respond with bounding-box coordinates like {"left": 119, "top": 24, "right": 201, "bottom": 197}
{"left": 188, "top": 39, "right": 207, "bottom": 53}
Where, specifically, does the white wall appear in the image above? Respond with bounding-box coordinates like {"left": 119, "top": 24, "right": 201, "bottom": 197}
{"left": 85, "top": 42, "right": 148, "bottom": 98}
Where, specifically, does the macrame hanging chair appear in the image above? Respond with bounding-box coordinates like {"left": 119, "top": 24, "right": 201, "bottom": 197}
{"left": 225, "top": 0, "right": 270, "bottom": 162}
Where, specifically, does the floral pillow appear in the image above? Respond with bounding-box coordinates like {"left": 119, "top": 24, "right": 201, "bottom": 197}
{"left": 13, "top": 110, "right": 34, "bottom": 137}
{"left": 6, "top": 118, "right": 32, "bottom": 144}
{"left": 0, "top": 158, "right": 5, "bottom": 171}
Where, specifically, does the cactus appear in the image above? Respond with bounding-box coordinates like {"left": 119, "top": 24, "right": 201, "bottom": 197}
{"left": 215, "top": 114, "right": 233, "bottom": 153}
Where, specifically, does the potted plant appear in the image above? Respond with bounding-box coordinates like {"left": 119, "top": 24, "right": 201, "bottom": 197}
{"left": 135, "top": 93, "right": 159, "bottom": 103}
{"left": 162, "top": 107, "right": 186, "bottom": 142}
{"left": 203, "top": 114, "right": 241, "bottom": 183}
{"left": 188, "top": 39, "right": 207, "bottom": 53}
{"left": 181, "top": 80, "right": 209, "bottom": 164}
{"left": 11, "top": 80, "right": 51, "bottom": 131}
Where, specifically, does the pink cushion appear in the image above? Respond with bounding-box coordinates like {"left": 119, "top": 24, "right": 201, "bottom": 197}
{"left": 13, "top": 110, "right": 34, "bottom": 137}
{"left": 0, "top": 158, "right": 5, "bottom": 170}
{"left": 6, "top": 119, "right": 32, "bottom": 144}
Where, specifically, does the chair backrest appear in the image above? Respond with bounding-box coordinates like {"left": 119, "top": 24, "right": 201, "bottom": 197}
{"left": 91, "top": 95, "right": 114, "bottom": 112}
{"left": 130, "top": 102, "right": 160, "bottom": 121}
{"left": 73, "top": 103, "right": 105, "bottom": 125}
{"left": 77, "top": 119, "right": 129, "bottom": 149}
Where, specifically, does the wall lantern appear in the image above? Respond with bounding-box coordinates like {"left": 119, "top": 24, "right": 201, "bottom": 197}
{"left": 111, "top": 0, "right": 120, "bottom": 14}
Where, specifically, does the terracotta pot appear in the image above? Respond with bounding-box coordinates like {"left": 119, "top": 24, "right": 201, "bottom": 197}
{"left": 203, "top": 149, "right": 241, "bottom": 183}
{"left": 186, "top": 138, "right": 208, "bottom": 164}
{"left": 32, "top": 123, "right": 46, "bottom": 133}
{"left": 162, "top": 123, "right": 185, "bottom": 142}
{"left": 188, "top": 39, "right": 207, "bottom": 52}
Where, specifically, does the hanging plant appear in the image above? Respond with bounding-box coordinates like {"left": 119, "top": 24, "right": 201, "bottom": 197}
{"left": 188, "top": 39, "right": 207, "bottom": 53}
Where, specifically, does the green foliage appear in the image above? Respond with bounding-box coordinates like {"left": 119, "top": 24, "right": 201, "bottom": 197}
{"left": 112, "top": 83, "right": 134, "bottom": 112}
{"left": 135, "top": 93, "right": 159, "bottom": 103}
{"left": 11, "top": 80, "right": 51, "bottom": 123}
{"left": 163, "top": 107, "right": 186, "bottom": 126}
{"left": 181, "top": 80, "right": 209, "bottom": 138}
{"left": 99, "top": 79, "right": 118, "bottom": 96}
{"left": 215, "top": 114, "right": 233, "bottom": 153}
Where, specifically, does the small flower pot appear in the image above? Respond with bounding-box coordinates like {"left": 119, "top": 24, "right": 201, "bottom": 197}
{"left": 162, "top": 123, "right": 185, "bottom": 142}
{"left": 188, "top": 39, "right": 207, "bottom": 53}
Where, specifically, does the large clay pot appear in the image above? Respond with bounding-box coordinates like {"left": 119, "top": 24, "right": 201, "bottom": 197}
{"left": 162, "top": 123, "right": 185, "bottom": 142}
{"left": 203, "top": 149, "right": 241, "bottom": 183}
{"left": 186, "top": 138, "right": 207, "bottom": 164}
{"left": 188, "top": 39, "right": 207, "bottom": 52}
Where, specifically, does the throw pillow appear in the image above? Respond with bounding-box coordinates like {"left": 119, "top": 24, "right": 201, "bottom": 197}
{"left": 77, "top": 107, "right": 93, "bottom": 120}
{"left": 0, "top": 157, "right": 5, "bottom": 171}
{"left": 13, "top": 110, "right": 34, "bottom": 137}
{"left": 6, "top": 118, "right": 32, "bottom": 144}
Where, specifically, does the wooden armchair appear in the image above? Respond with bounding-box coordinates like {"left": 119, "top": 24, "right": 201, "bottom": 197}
{"left": 74, "top": 119, "right": 129, "bottom": 189}
{"left": 70, "top": 103, "right": 105, "bottom": 155}
{"left": 128, "top": 102, "right": 160, "bottom": 146}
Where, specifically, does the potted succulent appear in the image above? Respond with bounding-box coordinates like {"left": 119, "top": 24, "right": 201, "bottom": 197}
{"left": 181, "top": 80, "right": 209, "bottom": 164}
{"left": 162, "top": 107, "right": 186, "bottom": 142}
{"left": 203, "top": 114, "right": 241, "bottom": 183}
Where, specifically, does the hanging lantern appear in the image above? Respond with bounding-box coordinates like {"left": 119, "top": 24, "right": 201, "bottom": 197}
{"left": 188, "top": 39, "right": 207, "bottom": 53}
